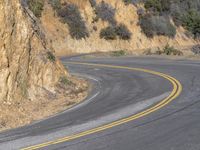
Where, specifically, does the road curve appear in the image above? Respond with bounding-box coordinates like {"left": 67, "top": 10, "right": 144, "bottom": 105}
{"left": 0, "top": 56, "right": 200, "bottom": 150}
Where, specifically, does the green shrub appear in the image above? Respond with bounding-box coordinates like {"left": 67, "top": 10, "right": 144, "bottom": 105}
{"left": 59, "top": 76, "right": 71, "bottom": 85}
{"left": 144, "top": 0, "right": 171, "bottom": 13}
{"left": 163, "top": 44, "right": 183, "bottom": 56}
{"left": 123, "top": 0, "right": 133, "bottom": 5}
{"left": 171, "top": 9, "right": 183, "bottom": 26}
{"left": 182, "top": 10, "right": 200, "bottom": 39}
{"left": 144, "top": 0, "right": 162, "bottom": 12}
{"left": 111, "top": 50, "right": 126, "bottom": 56}
{"left": 139, "top": 15, "right": 176, "bottom": 38}
{"left": 47, "top": 51, "right": 56, "bottom": 62}
{"left": 100, "top": 26, "right": 117, "bottom": 40}
{"left": 100, "top": 24, "right": 131, "bottom": 40}
{"left": 143, "top": 0, "right": 200, "bottom": 38}
{"left": 28, "top": 0, "right": 44, "bottom": 18}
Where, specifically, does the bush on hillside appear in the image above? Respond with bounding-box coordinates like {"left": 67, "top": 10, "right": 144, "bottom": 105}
{"left": 47, "top": 51, "right": 56, "bottom": 62}
{"left": 123, "top": 0, "right": 133, "bottom": 5}
{"left": 48, "top": 0, "right": 61, "bottom": 11}
{"left": 170, "top": 2, "right": 200, "bottom": 38}
{"left": 100, "top": 26, "right": 117, "bottom": 40}
{"left": 89, "top": 0, "right": 97, "bottom": 8}
{"left": 100, "top": 24, "right": 132, "bottom": 40}
{"left": 115, "top": 24, "right": 132, "bottom": 40}
{"left": 123, "top": 0, "right": 143, "bottom": 5}
{"left": 57, "top": 3, "right": 89, "bottom": 39}
{"left": 182, "top": 10, "right": 200, "bottom": 39}
{"left": 170, "top": 4, "right": 183, "bottom": 26}
{"left": 27, "top": 0, "right": 44, "bottom": 18}
{"left": 144, "top": 0, "right": 171, "bottom": 13}
{"left": 144, "top": 0, "right": 162, "bottom": 12}
{"left": 137, "top": 8, "right": 146, "bottom": 16}
{"left": 139, "top": 15, "right": 176, "bottom": 38}
{"left": 143, "top": 0, "right": 200, "bottom": 38}
{"left": 192, "top": 44, "right": 200, "bottom": 55}
{"left": 95, "top": 1, "right": 116, "bottom": 25}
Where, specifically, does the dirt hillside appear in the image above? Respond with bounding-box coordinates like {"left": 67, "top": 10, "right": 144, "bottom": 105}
{"left": 40, "top": 0, "right": 199, "bottom": 56}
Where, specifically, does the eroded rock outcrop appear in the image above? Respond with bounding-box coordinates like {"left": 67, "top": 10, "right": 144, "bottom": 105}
{"left": 0, "top": 0, "right": 88, "bottom": 130}
{"left": 0, "top": 0, "right": 68, "bottom": 102}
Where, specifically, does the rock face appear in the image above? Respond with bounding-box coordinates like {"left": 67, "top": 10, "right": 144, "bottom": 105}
{"left": 0, "top": 0, "right": 68, "bottom": 102}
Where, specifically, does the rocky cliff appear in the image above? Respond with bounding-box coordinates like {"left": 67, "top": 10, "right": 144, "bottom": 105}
{"left": 0, "top": 0, "right": 87, "bottom": 129}
{"left": 0, "top": 0, "right": 68, "bottom": 102}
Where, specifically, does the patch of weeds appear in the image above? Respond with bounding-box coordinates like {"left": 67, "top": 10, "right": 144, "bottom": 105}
{"left": 163, "top": 44, "right": 183, "bottom": 56}
{"left": 143, "top": 46, "right": 183, "bottom": 56}
{"left": 27, "top": 0, "right": 44, "bottom": 18}
{"left": 59, "top": 76, "right": 72, "bottom": 85}
{"left": 111, "top": 50, "right": 126, "bottom": 57}
{"left": 47, "top": 51, "right": 56, "bottom": 62}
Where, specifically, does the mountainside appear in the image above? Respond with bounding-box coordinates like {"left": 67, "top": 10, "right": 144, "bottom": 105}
{"left": 0, "top": 0, "right": 87, "bottom": 129}
{"left": 35, "top": 0, "right": 200, "bottom": 56}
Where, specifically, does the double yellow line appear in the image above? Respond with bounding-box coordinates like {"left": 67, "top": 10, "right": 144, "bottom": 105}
{"left": 22, "top": 62, "right": 182, "bottom": 150}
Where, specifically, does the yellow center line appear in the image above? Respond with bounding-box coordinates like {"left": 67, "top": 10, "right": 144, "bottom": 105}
{"left": 22, "top": 62, "right": 182, "bottom": 150}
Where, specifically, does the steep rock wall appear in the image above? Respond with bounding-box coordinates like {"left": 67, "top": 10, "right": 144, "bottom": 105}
{"left": 0, "top": 0, "right": 67, "bottom": 102}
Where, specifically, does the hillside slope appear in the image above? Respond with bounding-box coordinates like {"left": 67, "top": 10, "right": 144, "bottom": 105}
{"left": 39, "top": 0, "right": 199, "bottom": 56}
{"left": 0, "top": 0, "right": 87, "bottom": 130}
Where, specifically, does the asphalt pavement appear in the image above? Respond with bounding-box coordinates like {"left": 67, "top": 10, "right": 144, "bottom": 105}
{"left": 0, "top": 56, "right": 200, "bottom": 150}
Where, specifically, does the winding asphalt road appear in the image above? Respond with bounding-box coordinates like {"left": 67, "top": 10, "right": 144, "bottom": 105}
{"left": 0, "top": 56, "right": 200, "bottom": 150}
